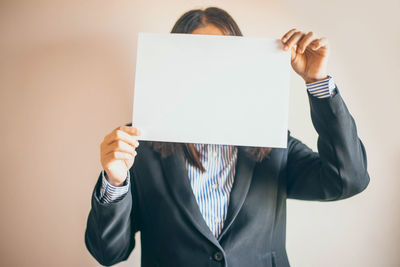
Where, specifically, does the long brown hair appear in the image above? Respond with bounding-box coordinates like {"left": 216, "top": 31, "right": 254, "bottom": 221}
{"left": 149, "top": 7, "right": 272, "bottom": 172}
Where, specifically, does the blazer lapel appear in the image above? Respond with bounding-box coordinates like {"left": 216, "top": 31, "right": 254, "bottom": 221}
{"left": 217, "top": 146, "right": 256, "bottom": 241}
{"left": 160, "top": 149, "right": 222, "bottom": 249}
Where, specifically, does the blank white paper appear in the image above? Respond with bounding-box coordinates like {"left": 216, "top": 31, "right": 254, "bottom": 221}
{"left": 132, "top": 32, "right": 291, "bottom": 148}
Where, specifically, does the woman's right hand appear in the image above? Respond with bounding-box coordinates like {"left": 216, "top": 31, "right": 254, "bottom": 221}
{"left": 100, "top": 126, "right": 141, "bottom": 186}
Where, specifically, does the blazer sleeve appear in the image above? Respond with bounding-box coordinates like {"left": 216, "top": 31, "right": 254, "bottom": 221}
{"left": 84, "top": 167, "right": 140, "bottom": 266}
{"left": 286, "top": 87, "right": 370, "bottom": 201}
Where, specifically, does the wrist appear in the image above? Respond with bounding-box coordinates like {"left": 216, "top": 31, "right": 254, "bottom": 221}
{"left": 104, "top": 171, "right": 126, "bottom": 187}
{"left": 303, "top": 74, "right": 329, "bottom": 84}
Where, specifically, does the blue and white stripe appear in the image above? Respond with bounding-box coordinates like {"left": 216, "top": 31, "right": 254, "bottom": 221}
{"left": 100, "top": 170, "right": 130, "bottom": 203}
{"left": 185, "top": 144, "right": 237, "bottom": 238}
{"left": 306, "top": 75, "right": 336, "bottom": 98}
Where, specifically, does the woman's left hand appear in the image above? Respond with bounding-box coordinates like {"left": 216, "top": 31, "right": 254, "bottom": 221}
{"left": 281, "top": 29, "right": 329, "bottom": 83}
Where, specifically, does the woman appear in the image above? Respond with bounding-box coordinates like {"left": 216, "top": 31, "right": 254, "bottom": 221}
{"left": 85, "top": 7, "right": 369, "bottom": 267}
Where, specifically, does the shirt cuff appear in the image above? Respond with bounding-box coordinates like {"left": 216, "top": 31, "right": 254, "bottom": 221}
{"left": 306, "top": 75, "right": 336, "bottom": 98}
{"left": 99, "top": 170, "right": 130, "bottom": 204}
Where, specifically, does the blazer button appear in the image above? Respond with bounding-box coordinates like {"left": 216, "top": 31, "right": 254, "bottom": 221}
{"left": 213, "top": 251, "right": 223, "bottom": 261}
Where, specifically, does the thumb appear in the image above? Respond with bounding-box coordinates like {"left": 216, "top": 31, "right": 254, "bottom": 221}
{"left": 290, "top": 46, "right": 297, "bottom": 61}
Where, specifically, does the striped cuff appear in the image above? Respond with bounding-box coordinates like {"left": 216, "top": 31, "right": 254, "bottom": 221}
{"left": 306, "top": 75, "right": 336, "bottom": 98}
{"left": 99, "top": 170, "right": 130, "bottom": 204}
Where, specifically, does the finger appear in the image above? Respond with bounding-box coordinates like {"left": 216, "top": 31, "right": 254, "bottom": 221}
{"left": 103, "top": 127, "right": 140, "bottom": 146}
{"left": 283, "top": 31, "right": 304, "bottom": 51}
{"left": 113, "top": 125, "right": 141, "bottom": 137}
{"left": 296, "top": 32, "right": 314, "bottom": 54}
{"left": 104, "top": 129, "right": 140, "bottom": 147}
{"left": 102, "top": 140, "right": 136, "bottom": 156}
{"left": 103, "top": 151, "right": 136, "bottom": 162}
{"left": 281, "top": 28, "right": 297, "bottom": 43}
{"left": 310, "top": 37, "right": 328, "bottom": 50}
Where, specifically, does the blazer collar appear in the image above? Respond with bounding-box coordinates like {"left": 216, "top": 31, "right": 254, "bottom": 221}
{"left": 160, "top": 145, "right": 256, "bottom": 247}
{"left": 217, "top": 147, "right": 256, "bottom": 241}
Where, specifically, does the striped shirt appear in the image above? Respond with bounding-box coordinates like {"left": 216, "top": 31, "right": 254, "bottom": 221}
{"left": 185, "top": 144, "right": 237, "bottom": 237}
{"left": 99, "top": 76, "right": 336, "bottom": 236}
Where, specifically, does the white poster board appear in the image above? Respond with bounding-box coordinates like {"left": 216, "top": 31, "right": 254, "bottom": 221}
{"left": 133, "top": 33, "right": 291, "bottom": 148}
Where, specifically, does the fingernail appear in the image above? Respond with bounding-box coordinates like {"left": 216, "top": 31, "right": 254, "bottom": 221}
{"left": 282, "top": 38, "right": 287, "bottom": 42}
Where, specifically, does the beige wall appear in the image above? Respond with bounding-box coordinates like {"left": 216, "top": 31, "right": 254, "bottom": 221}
{"left": 0, "top": 0, "right": 399, "bottom": 266}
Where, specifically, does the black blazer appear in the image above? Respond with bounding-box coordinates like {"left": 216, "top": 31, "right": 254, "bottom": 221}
{"left": 85, "top": 89, "right": 369, "bottom": 267}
